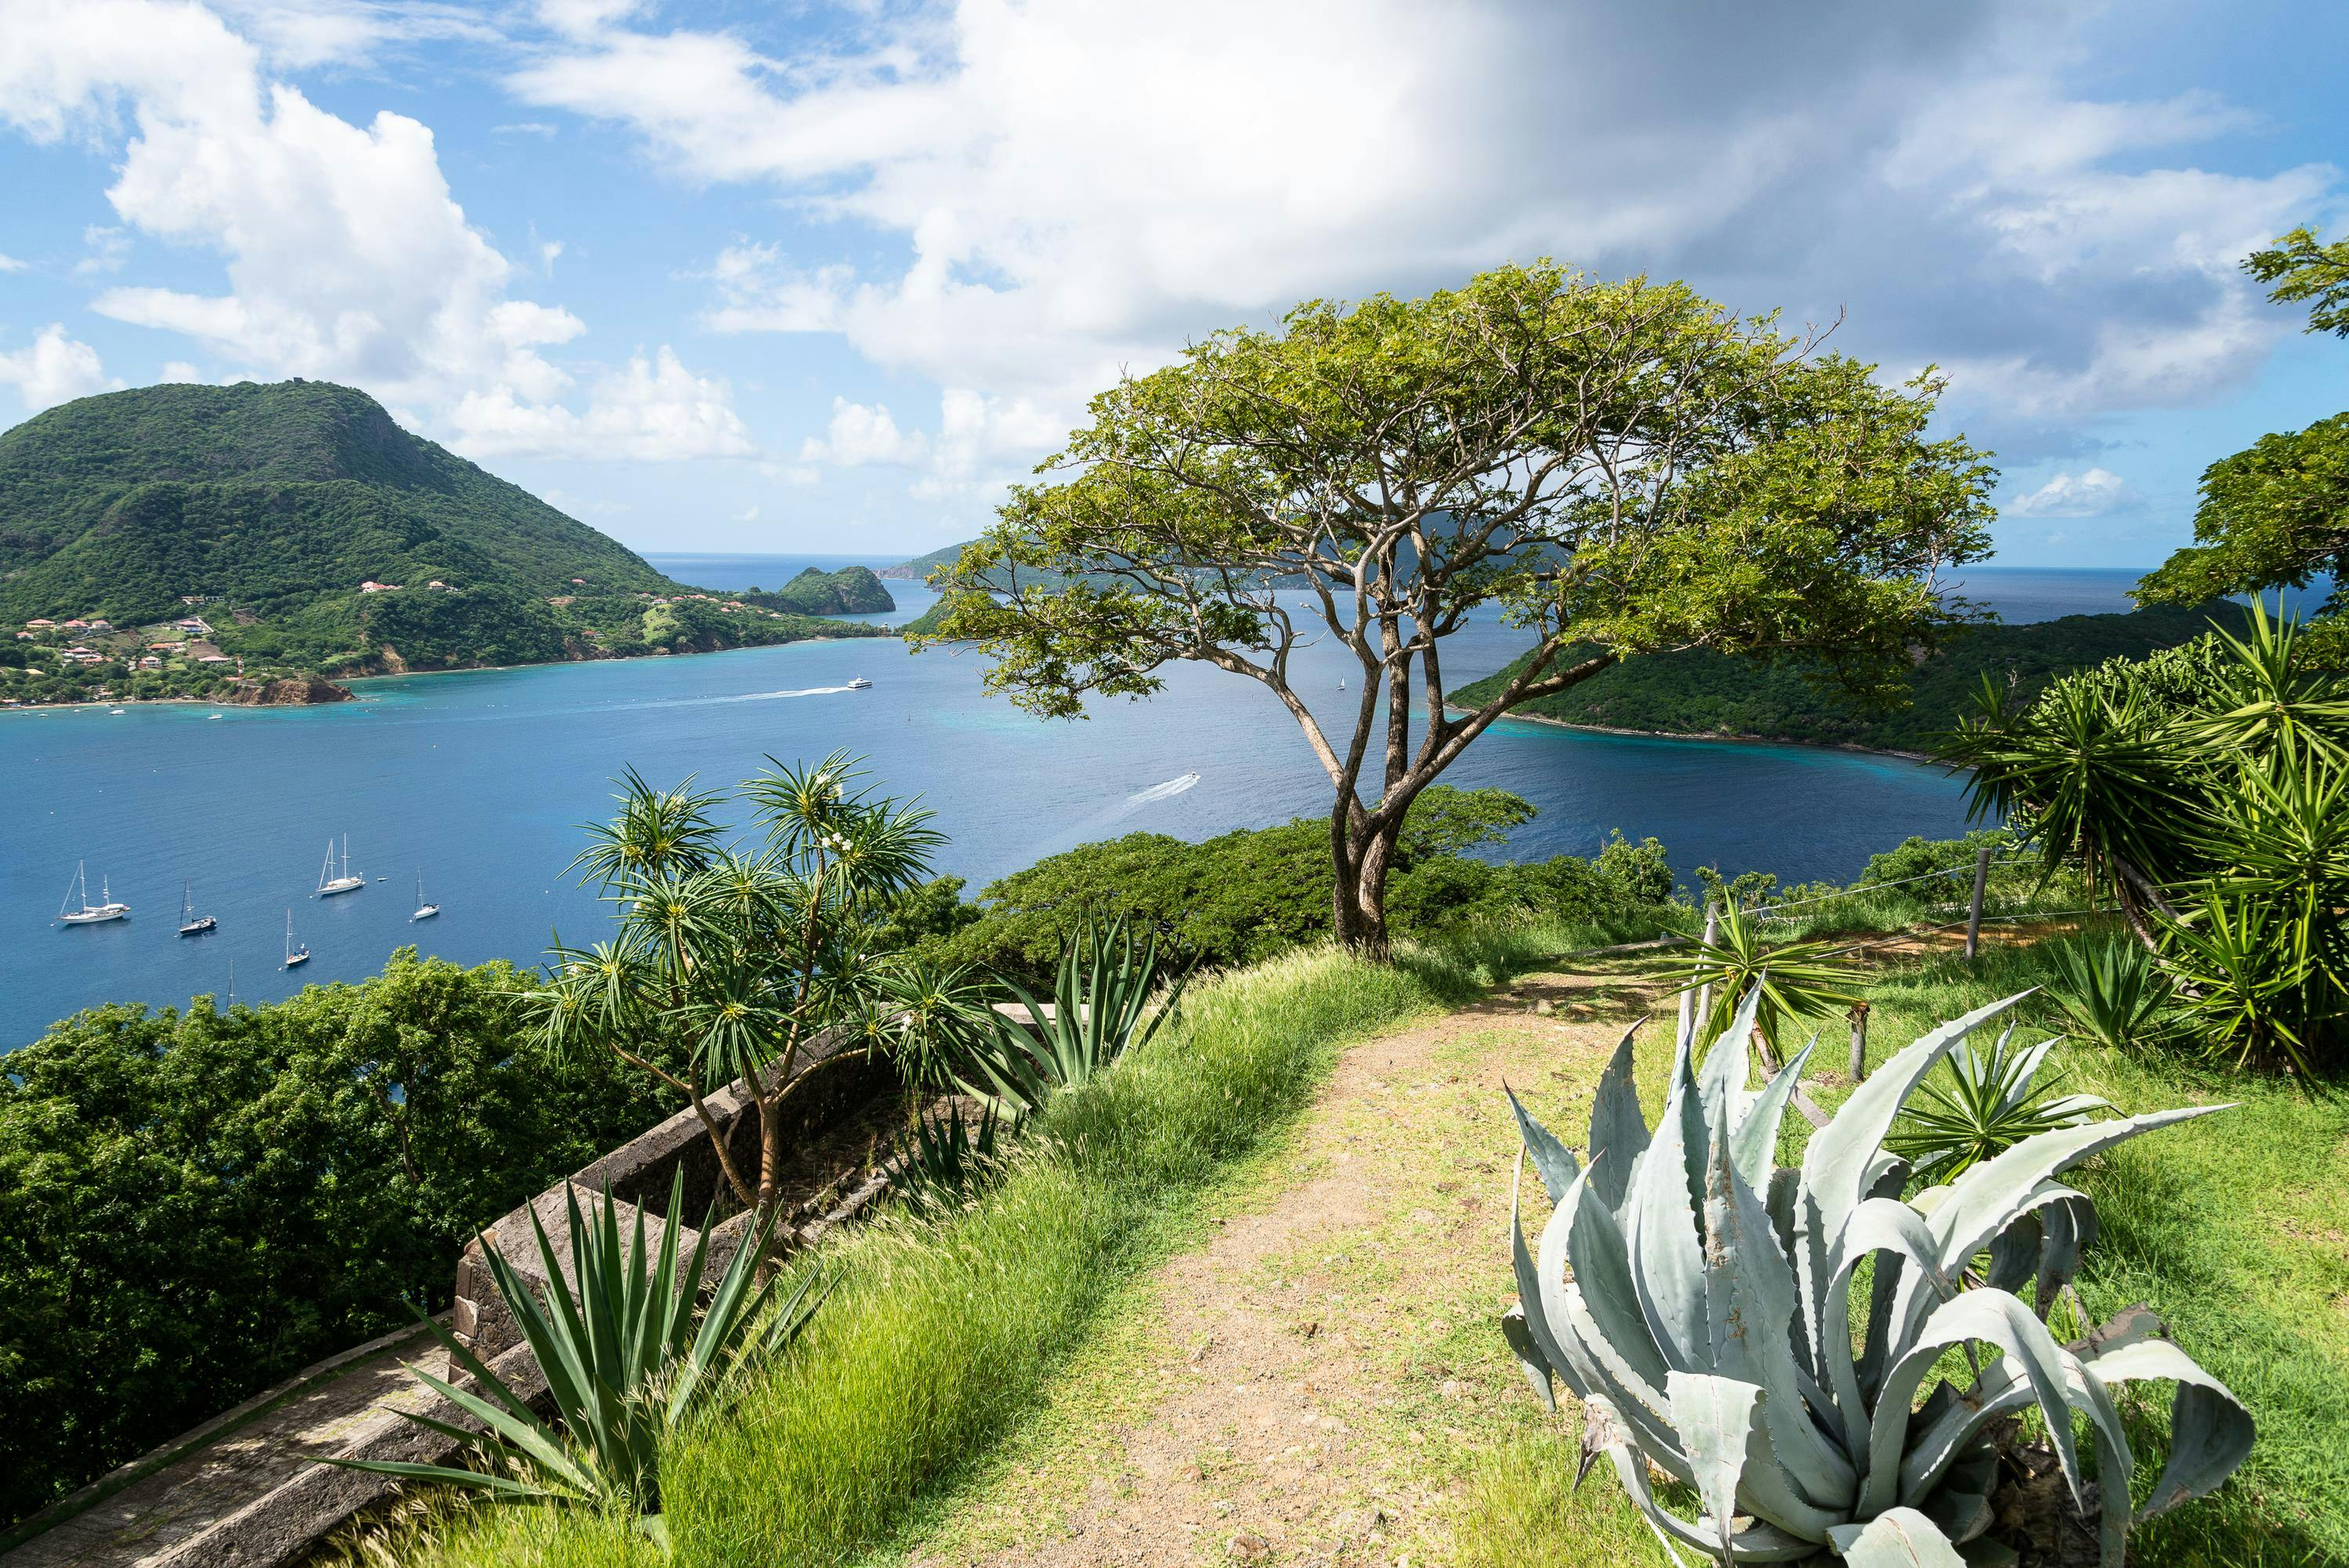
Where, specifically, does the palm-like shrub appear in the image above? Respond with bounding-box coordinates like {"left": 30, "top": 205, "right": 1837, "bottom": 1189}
{"left": 2044, "top": 936, "right": 2177, "bottom": 1052}
{"left": 888, "top": 1101, "right": 1003, "bottom": 1216}
{"left": 327, "top": 1171, "right": 824, "bottom": 1537}
{"left": 954, "top": 916, "right": 1188, "bottom": 1116}
{"left": 1676, "top": 898, "right": 1862, "bottom": 1060}
{"left": 1885, "top": 1026, "right": 2110, "bottom": 1182}
{"left": 1502, "top": 988, "right": 2252, "bottom": 1565}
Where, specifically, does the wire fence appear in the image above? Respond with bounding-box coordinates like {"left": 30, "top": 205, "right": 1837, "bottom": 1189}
{"left": 1741, "top": 858, "right": 2039, "bottom": 921}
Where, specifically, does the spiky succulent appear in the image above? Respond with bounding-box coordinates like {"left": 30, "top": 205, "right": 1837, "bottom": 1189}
{"left": 1502, "top": 987, "right": 2253, "bottom": 1566}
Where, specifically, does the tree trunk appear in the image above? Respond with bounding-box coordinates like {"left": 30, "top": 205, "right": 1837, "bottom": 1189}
{"left": 1331, "top": 813, "right": 1400, "bottom": 963}
{"left": 756, "top": 1097, "right": 786, "bottom": 1219}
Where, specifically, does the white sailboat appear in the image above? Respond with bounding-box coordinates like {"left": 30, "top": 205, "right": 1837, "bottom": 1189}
{"left": 283, "top": 908, "right": 310, "bottom": 968}
{"left": 411, "top": 871, "right": 439, "bottom": 922}
{"left": 56, "top": 861, "right": 129, "bottom": 925}
{"left": 178, "top": 880, "right": 216, "bottom": 936}
{"left": 316, "top": 834, "right": 365, "bottom": 896}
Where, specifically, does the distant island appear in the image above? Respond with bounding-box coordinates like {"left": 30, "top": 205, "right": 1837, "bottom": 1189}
{"left": 1446, "top": 600, "right": 2246, "bottom": 754}
{"left": 0, "top": 381, "right": 889, "bottom": 709}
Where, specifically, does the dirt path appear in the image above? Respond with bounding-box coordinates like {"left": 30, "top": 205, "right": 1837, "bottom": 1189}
{"left": 903, "top": 958, "right": 1680, "bottom": 1568}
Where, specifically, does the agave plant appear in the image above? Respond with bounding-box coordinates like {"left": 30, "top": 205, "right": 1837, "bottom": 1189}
{"left": 1675, "top": 899, "right": 1862, "bottom": 1061}
{"left": 1885, "top": 1027, "right": 2112, "bottom": 1184}
{"left": 1501, "top": 986, "right": 2253, "bottom": 1566}
{"left": 326, "top": 1170, "right": 825, "bottom": 1537}
{"left": 954, "top": 916, "right": 1188, "bottom": 1116}
{"left": 2044, "top": 935, "right": 2178, "bottom": 1053}
{"left": 889, "top": 1100, "right": 1003, "bottom": 1216}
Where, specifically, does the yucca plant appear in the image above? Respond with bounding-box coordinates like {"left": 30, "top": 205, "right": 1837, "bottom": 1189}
{"left": 954, "top": 915, "right": 1188, "bottom": 1116}
{"left": 888, "top": 1100, "right": 1003, "bottom": 1217}
{"left": 1885, "top": 1027, "right": 2111, "bottom": 1183}
{"left": 1675, "top": 898, "right": 1863, "bottom": 1061}
{"left": 2044, "top": 935, "right": 2178, "bottom": 1052}
{"left": 325, "top": 1170, "right": 825, "bottom": 1539}
{"left": 1502, "top": 987, "right": 2252, "bottom": 1566}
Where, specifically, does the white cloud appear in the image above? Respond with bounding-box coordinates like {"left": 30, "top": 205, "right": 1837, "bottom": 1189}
{"left": 449, "top": 346, "right": 756, "bottom": 461}
{"left": 0, "top": 0, "right": 748, "bottom": 463}
{"left": 0, "top": 253, "right": 27, "bottom": 273}
{"left": 799, "top": 396, "right": 928, "bottom": 467}
{"left": 159, "top": 359, "right": 202, "bottom": 381}
{"left": 74, "top": 225, "right": 131, "bottom": 277}
{"left": 2005, "top": 467, "right": 2144, "bottom": 518}
{"left": 733, "top": 503, "right": 759, "bottom": 521}
{"left": 514, "top": 0, "right": 2336, "bottom": 467}
{"left": 0, "top": 323, "right": 122, "bottom": 411}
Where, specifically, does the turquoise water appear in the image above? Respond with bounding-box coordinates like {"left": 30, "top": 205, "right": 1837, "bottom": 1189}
{"left": 6, "top": 557, "right": 2158, "bottom": 1050}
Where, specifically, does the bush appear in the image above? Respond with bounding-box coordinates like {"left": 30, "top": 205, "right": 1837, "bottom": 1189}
{"left": 0, "top": 952, "right": 677, "bottom": 1527}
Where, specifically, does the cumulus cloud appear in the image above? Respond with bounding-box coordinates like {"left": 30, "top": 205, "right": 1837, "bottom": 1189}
{"left": 0, "top": 324, "right": 122, "bottom": 412}
{"left": 0, "top": 0, "right": 750, "bottom": 463}
{"left": 449, "top": 346, "right": 756, "bottom": 461}
{"left": 799, "top": 396, "right": 928, "bottom": 467}
{"left": 512, "top": 0, "right": 2334, "bottom": 464}
{"left": 159, "top": 359, "right": 202, "bottom": 382}
{"left": 2004, "top": 467, "right": 2145, "bottom": 518}
{"left": 0, "top": 253, "right": 28, "bottom": 273}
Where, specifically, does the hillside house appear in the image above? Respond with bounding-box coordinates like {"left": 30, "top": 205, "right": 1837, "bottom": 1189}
{"left": 139, "top": 656, "right": 161, "bottom": 669}
{"left": 359, "top": 580, "right": 402, "bottom": 593}
{"left": 24, "top": 618, "right": 55, "bottom": 629}
{"left": 175, "top": 617, "right": 212, "bottom": 634}
{"left": 61, "top": 619, "right": 88, "bottom": 630}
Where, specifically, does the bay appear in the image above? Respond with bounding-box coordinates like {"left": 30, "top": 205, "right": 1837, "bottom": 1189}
{"left": 5, "top": 555, "right": 2147, "bottom": 1051}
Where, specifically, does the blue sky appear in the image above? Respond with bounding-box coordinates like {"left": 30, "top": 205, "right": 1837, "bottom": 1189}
{"left": 1, "top": 0, "right": 2343, "bottom": 565}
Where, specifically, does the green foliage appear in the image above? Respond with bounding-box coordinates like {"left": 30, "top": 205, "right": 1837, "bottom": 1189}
{"left": 1942, "top": 605, "right": 2349, "bottom": 1071}
{"left": 1450, "top": 602, "right": 2244, "bottom": 751}
{"left": 918, "top": 789, "right": 1676, "bottom": 986}
{"left": 327, "top": 1173, "right": 824, "bottom": 1536}
{"left": 2134, "top": 413, "right": 2349, "bottom": 620}
{"left": 1885, "top": 1026, "right": 2111, "bottom": 1182}
{"left": 1503, "top": 987, "right": 2250, "bottom": 1563}
{"left": 538, "top": 754, "right": 980, "bottom": 1215}
{"left": 886, "top": 1102, "right": 1002, "bottom": 1218}
{"left": 952, "top": 917, "right": 1188, "bottom": 1116}
{"left": 2044, "top": 937, "right": 2179, "bottom": 1052}
{"left": 2244, "top": 224, "right": 2349, "bottom": 339}
{"left": 736, "top": 567, "right": 894, "bottom": 617}
{"left": 1675, "top": 897, "right": 1864, "bottom": 1054}
{"left": 0, "top": 953, "right": 675, "bottom": 1527}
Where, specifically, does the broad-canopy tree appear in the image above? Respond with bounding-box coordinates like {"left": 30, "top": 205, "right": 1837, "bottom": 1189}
{"left": 2139, "top": 228, "right": 2349, "bottom": 625}
{"left": 921, "top": 263, "right": 1996, "bottom": 957}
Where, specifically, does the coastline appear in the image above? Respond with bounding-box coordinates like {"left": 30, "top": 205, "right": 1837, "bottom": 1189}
{"left": 1452, "top": 704, "right": 1939, "bottom": 763}
{"left": 4, "top": 629, "right": 898, "bottom": 715}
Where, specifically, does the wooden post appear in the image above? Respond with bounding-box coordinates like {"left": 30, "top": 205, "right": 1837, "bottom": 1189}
{"left": 1847, "top": 1000, "right": 1871, "bottom": 1084}
{"left": 1693, "top": 899, "right": 1721, "bottom": 1039}
{"left": 1965, "top": 846, "right": 1993, "bottom": 959}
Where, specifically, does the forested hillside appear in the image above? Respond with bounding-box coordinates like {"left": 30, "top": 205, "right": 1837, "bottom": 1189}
{"left": 1448, "top": 601, "right": 2246, "bottom": 752}
{"left": 0, "top": 380, "right": 672, "bottom": 625}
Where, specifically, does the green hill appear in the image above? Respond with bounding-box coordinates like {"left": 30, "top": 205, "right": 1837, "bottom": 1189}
{"left": 739, "top": 565, "right": 895, "bottom": 616}
{"left": 1446, "top": 601, "right": 2247, "bottom": 753}
{"left": 0, "top": 381, "right": 884, "bottom": 702}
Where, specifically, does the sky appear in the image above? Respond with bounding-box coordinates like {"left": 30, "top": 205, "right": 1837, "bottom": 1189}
{"left": 0, "top": 0, "right": 2343, "bottom": 565}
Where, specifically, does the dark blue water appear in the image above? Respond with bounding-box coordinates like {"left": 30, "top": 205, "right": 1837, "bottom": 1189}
{"left": 5, "top": 556, "right": 2145, "bottom": 1050}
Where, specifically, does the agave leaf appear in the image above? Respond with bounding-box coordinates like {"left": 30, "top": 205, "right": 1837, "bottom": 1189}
{"left": 1896, "top": 1357, "right": 2040, "bottom": 1509}
{"left": 1925, "top": 1105, "right": 2236, "bottom": 1276}
{"left": 1591, "top": 1391, "right": 1822, "bottom": 1565}
{"left": 1499, "top": 1304, "right": 1557, "bottom": 1411}
{"left": 1508, "top": 1154, "right": 1573, "bottom": 1407}
{"left": 315, "top": 1454, "right": 560, "bottom": 1501}
{"left": 1698, "top": 984, "right": 1765, "bottom": 1128}
{"left": 1668, "top": 1370, "right": 1763, "bottom": 1560}
{"left": 1508, "top": 1084, "right": 1582, "bottom": 1205}
{"left": 1538, "top": 1162, "right": 1688, "bottom": 1472}
{"left": 1731, "top": 1036, "right": 1815, "bottom": 1193}
{"left": 1824, "top": 1507, "right": 1967, "bottom": 1567}
{"left": 2077, "top": 1319, "right": 2256, "bottom": 1523}
{"left": 1587, "top": 1021, "right": 1651, "bottom": 1214}
{"left": 1626, "top": 1033, "right": 1714, "bottom": 1372}
{"left": 1864, "top": 1288, "right": 2085, "bottom": 1519}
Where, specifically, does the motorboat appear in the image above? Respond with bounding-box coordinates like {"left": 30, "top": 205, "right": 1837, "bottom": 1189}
{"left": 846, "top": 676, "right": 873, "bottom": 690}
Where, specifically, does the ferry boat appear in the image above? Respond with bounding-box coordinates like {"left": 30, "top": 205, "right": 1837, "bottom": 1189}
{"left": 316, "top": 834, "right": 366, "bottom": 896}
{"left": 411, "top": 871, "right": 439, "bottom": 922}
{"left": 283, "top": 909, "right": 310, "bottom": 968}
{"left": 57, "top": 862, "right": 129, "bottom": 925}
{"left": 178, "top": 881, "right": 217, "bottom": 936}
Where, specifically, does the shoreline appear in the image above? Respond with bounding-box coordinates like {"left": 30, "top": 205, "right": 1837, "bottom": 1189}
{"left": 3, "top": 630, "right": 898, "bottom": 715}
{"left": 1451, "top": 704, "right": 1939, "bottom": 763}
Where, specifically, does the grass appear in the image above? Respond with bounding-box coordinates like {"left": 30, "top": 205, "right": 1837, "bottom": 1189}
{"left": 388, "top": 921, "right": 1602, "bottom": 1568}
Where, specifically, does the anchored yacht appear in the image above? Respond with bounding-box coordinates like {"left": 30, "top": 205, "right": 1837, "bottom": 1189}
{"left": 316, "top": 834, "right": 365, "bottom": 896}
{"left": 57, "top": 861, "right": 129, "bottom": 925}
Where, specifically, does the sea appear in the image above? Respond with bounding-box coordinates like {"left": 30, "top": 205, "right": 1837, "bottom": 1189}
{"left": 0, "top": 562, "right": 2158, "bottom": 1049}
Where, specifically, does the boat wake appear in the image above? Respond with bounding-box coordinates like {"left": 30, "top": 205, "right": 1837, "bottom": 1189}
{"left": 675, "top": 685, "right": 858, "bottom": 708}
{"left": 1127, "top": 771, "right": 1201, "bottom": 805}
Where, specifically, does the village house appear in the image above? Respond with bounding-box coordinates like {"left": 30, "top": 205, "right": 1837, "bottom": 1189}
{"left": 24, "top": 618, "right": 56, "bottom": 629}
{"left": 359, "top": 580, "right": 402, "bottom": 593}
